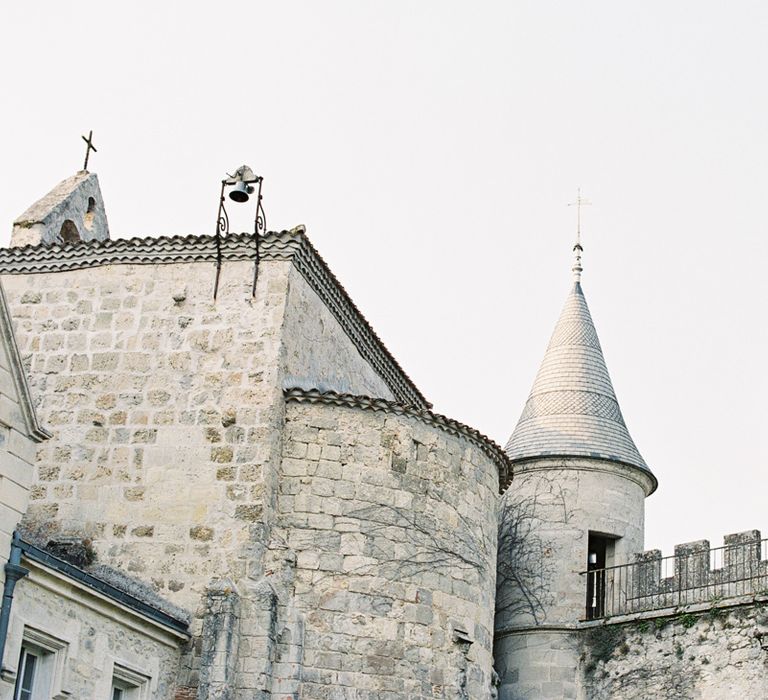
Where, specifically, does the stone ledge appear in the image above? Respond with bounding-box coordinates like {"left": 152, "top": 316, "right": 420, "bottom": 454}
{"left": 283, "top": 387, "right": 513, "bottom": 492}
{"left": 578, "top": 591, "right": 768, "bottom": 628}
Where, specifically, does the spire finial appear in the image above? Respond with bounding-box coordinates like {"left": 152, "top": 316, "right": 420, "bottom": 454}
{"left": 567, "top": 188, "right": 591, "bottom": 282}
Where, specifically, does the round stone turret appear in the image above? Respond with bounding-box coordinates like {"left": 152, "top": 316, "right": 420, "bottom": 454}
{"left": 495, "top": 270, "right": 656, "bottom": 699}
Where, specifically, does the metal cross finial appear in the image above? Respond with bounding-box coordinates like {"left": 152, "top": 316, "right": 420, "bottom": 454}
{"left": 567, "top": 188, "right": 591, "bottom": 282}
{"left": 81, "top": 130, "right": 97, "bottom": 172}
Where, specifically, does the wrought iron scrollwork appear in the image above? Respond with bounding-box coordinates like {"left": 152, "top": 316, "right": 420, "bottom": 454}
{"left": 213, "top": 181, "right": 229, "bottom": 299}
{"left": 251, "top": 179, "right": 265, "bottom": 297}
{"left": 212, "top": 170, "right": 267, "bottom": 300}
{"left": 218, "top": 206, "right": 230, "bottom": 237}
{"left": 256, "top": 203, "right": 266, "bottom": 234}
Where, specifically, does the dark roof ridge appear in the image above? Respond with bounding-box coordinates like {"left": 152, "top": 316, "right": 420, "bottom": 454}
{"left": 17, "top": 536, "right": 190, "bottom": 634}
{"left": 284, "top": 387, "right": 512, "bottom": 492}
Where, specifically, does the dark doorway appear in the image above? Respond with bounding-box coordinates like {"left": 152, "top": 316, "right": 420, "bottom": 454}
{"left": 586, "top": 533, "right": 610, "bottom": 619}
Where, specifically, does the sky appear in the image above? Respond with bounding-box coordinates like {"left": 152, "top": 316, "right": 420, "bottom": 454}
{"left": 2, "top": 2, "right": 768, "bottom": 556}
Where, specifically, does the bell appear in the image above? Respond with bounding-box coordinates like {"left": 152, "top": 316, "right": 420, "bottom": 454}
{"left": 229, "top": 181, "right": 254, "bottom": 203}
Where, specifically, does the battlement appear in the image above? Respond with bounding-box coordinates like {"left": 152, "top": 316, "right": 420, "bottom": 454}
{"left": 583, "top": 529, "right": 768, "bottom": 619}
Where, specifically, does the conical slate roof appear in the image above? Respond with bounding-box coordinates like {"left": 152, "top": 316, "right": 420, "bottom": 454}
{"left": 505, "top": 280, "right": 650, "bottom": 473}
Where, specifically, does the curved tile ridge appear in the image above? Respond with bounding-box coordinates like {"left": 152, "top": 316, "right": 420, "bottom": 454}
{"left": 505, "top": 281, "right": 651, "bottom": 475}
{"left": 0, "top": 229, "right": 429, "bottom": 410}
{"left": 284, "top": 387, "right": 513, "bottom": 493}
{"left": 0, "top": 231, "right": 278, "bottom": 273}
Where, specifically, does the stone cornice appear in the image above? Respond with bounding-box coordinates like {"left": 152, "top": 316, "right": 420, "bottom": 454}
{"left": 511, "top": 456, "right": 657, "bottom": 496}
{"left": 284, "top": 388, "right": 513, "bottom": 492}
{"left": 0, "top": 229, "right": 428, "bottom": 409}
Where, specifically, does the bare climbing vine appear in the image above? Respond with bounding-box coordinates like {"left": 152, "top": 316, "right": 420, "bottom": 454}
{"left": 495, "top": 470, "right": 573, "bottom": 624}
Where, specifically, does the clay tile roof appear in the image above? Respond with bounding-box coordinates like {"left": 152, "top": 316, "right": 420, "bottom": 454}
{"left": 505, "top": 281, "right": 651, "bottom": 475}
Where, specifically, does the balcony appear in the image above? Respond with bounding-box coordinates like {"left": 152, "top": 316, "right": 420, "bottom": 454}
{"left": 581, "top": 530, "right": 768, "bottom": 620}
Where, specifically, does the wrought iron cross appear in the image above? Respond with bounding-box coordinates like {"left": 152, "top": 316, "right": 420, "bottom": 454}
{"left": 567, "top": 188, "right": 591, "bottom": 248}
{"left": 81, "top": 130, "right": 97, "bottom": 171}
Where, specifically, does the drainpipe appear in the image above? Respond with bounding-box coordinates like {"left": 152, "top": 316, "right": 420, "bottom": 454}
{"left": 0, "top": 532, "right": 29, "bottom": 673}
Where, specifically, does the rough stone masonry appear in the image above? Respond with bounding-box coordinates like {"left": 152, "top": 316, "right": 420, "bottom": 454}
{"left": 0, "top": 229, "right": 510, "bottom": 699}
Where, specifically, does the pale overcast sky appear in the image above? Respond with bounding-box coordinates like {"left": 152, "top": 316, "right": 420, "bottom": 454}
{"left": 2, "top": 2, "right": 767, "bottom": 555}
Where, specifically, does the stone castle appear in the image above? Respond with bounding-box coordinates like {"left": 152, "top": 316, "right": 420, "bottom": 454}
{"left": 0, "top": 168, "right": 766, "bottom": 699}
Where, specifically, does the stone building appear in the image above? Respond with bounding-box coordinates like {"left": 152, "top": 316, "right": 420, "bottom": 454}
{"left": 0, "top": 168, "right": 766, "bottom": 699}
{"left": 0, "top": 170, "right": 510, "bottom": 699}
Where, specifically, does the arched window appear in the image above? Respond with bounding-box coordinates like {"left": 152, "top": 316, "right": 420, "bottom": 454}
{"left": 59, "top": 220, "right": 81, "bottom": 244}
{"left": 83, "top": 197, "right": 96, "bottom": 231}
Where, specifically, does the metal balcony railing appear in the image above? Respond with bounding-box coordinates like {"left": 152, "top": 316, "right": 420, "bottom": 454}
{"left": 581, "top": 535, "right": 768, "bottom": 620}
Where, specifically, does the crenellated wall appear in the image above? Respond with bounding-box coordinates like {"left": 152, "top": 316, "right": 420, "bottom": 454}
{"left": 628, "top": 530, "right": 768, "bottom": 614}
{"left": 575, "top": 529, "right": 768, "bottom": 698}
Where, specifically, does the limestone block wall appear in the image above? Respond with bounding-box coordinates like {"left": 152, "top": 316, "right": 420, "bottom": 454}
{"left": 495, "top": 458, "right": 652, "bottom": 700}
{"left": 1, "top": 258, "right": 291, "bottom": 616}
{"left": 580, "top": 603, "right": 768, "bottom": 699}
{"left": 0, "top": 281, "right": 45, "bottom": 575}
{"left": 282, "top": 265, "right": 396, "bottom": 399}
{"left": 270, "top": 397, "right": 502, "bottom": 699}
{"left": 5, "top": 562, "right": 183, "bottom": 699}
{"left": 0, "top": 234, "right": 430, "bottom": 696}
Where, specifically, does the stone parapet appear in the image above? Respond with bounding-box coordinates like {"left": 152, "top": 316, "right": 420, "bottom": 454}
{"left": 624, "top": 530, "right": 768, "bottom": 615}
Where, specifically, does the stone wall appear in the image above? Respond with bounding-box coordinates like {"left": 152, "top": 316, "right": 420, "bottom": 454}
{"left": 267, "top": 398, "right": 502, "bottom": 699}
{"left": 581, "top": 602, "right": 768, "bottom": 699}
{"left": 1, "top": 247, "right": 410, "bottom": 600}
{"left": 4, "top": 560, "right": 183, "bottom": 699}
{"left": 2, "top": 259, "right": 290, "bottom": 618}
{"left": 282, "top": 265, "right": 395, "bottom": 400}
{"left": 1, "top": 239, "right": 438, "bottom": 697}
{"left": 495, "top": 458, "right": 652, "bottom": 700}
{"left": 0, "top": 280, "right": 45, "bottom": 576}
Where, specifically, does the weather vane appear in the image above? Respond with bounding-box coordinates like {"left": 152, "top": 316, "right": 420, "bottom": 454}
{"left": 567, "top": 188, "right": 591, "bottom": 282}
{"left": 81, "top": 130, "right": 97, "bottom": 172}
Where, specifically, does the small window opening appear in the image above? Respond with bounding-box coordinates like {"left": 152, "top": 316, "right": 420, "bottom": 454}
{"left": 14, "top": 647, "right": 38, "bottom": 700}
{"left": 84, "top": 197, "right": 96, "bottom": 231}
{"left": 59, "top": 219, "right": 81, "bottom": 244}
{"left": 111, "top": 663, "right": 149, "bottom": 700}
{"left": 12, "top": 627, "right": 67, "bottom": 699}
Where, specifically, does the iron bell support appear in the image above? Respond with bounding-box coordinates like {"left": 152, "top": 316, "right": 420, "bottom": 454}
{"left": 212, "top": 167, "right": 267, "bottom": 300}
